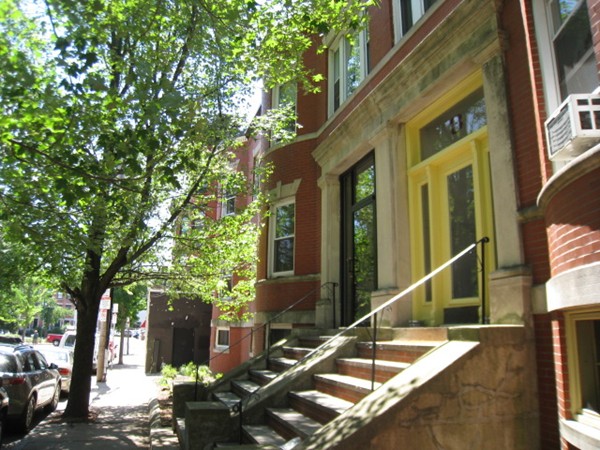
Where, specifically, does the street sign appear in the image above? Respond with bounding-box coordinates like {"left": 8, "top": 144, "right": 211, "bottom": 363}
{"left": 100, "top": 309, "right": 108, "bottom": 322}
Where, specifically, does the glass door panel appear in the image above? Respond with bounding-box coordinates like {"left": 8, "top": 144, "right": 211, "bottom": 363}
{"left": 447, "top": 165, "right": 478, "bottom": 299}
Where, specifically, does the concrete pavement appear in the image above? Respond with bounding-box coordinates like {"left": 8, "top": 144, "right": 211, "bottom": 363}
{"left": 9, "top": 337, "right": 171, "bottom": 450}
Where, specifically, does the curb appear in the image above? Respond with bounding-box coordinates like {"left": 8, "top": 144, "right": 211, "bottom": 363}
{"left": 148, "top": 392, "right": 180, "bottom": 450}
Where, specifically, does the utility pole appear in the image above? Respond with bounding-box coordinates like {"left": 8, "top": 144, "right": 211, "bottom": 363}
{"left": 96, "top": 290, "right": 111, "bottom": 382}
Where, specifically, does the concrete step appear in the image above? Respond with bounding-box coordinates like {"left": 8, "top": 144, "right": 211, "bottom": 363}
{"left": 282, "top": 346, "right": 314, "bottom": 360}
{"left": 214, "top": 390, "right": 243, "bottom": 410}
{"left": 313, "top": 373, "right": 381, "bottom": 404}
{"left": 249, "top": 369, "right": 279, "bottom": 386}
{"left": 242, "top": 424, "right": 287, "bottom": 447}
{"left": 232, "top": 379, "right": 261, "bottom": 398}
{"left": 297, "top": 335, "right": 331, "bottom": 348}
{"left": 336, "top": 357, "right": 409, "bottom": 383}
{"left": 288, "top": 389, "right": 353, "bottom": 424}
{"left": 268, "top": 356, "right": 298, "bottom": 372}
{"left": 215, "top": 445, "right": 279, "bottom": 449}
{"left": 356, "top": 340, "right": 442, "bottom": 364}
{"left": 266, "top": 407, "right": 322, "bottom": 440}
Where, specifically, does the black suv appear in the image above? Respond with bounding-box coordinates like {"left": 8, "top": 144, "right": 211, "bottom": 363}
{"left": 0, "top": 345, "right": 60, "bottom": 432}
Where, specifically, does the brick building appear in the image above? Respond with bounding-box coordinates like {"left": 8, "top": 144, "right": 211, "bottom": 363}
{"left": 203, "top": 1, "right": 600, "bottom": 448}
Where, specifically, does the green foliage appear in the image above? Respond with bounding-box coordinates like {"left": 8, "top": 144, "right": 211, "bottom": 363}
{"left": 0, "top": 278, "right": 50, "bottom": 331}
{"left": 159, "top": 363, "right": 178, "bottom": 387}
{"left": 0, "top": 0, "right": 375, "bottom": 417}
{"left": 111, "top": 285, "right": 147, "bottom": 330}
{"left": 159, "top": 362, "right": 221, "bottom": 389}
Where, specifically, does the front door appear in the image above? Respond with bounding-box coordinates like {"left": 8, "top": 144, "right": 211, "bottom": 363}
{"left": 341, "top": 153, "right": 377, "bottom": 326}
{"left": 172, "top": 327, "right": 194, "bottom": 367}
{"left": 408, "top": 80, "right": 495, "bottom": 325}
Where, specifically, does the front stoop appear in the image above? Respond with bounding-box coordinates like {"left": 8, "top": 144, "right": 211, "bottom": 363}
{"left": 179, "top": 326, "right": 538, "bottom": 449}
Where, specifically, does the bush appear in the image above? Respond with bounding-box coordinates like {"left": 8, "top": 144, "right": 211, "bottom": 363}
{"left": 159, "top": 362, "right": 222, "bottom": 390}
{"left": 159, "top": 364, "right": 178, "bottom": 387}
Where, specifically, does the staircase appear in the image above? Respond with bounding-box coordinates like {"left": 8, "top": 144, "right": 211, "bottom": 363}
{"left": 209, "top": 328, "right": 448, "bottom": 448}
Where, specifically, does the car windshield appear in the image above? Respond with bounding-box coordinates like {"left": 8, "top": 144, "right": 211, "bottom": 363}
{"left": 0, "top": 354, "right": 18, "bottom": 372}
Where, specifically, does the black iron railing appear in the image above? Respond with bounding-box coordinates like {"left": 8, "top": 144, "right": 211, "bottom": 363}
{"left": 207, "top": 237, "right": 490, "bottom": 441}
{"left": 193, "top": 281, "right": 338, "bottom": 401}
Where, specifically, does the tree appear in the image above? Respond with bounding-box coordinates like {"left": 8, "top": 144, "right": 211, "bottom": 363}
{"left": 0, "top": 0, "right": 374, "bottom": 419}
{"left": 0, "top": 279, "right": 50, "bottom": 337}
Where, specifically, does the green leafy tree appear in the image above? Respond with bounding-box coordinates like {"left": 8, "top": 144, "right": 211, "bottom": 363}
{"left": 0, "top": 0, "right": 374, "bottom": 419}
{"left": 0, "top": 279, "right": 50, "bottom": 337}
{"left": 39, "top": 301, "right": 71, "bottom": 332}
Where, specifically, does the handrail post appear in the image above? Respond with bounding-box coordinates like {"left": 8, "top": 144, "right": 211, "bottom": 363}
{"left": 238, "top": 399, "right": 243, "bottom": 444}
{"left": 480, "top": 237, "right": 490, "bottom": 324}
{"left": 265, "top": 322, "right": 271, "bottom": 360}
{"left": 371, "top": 312, "right": 377, "bottom": 391}
{"left": 331, "top": 282, "right": 337, "bottom": 329}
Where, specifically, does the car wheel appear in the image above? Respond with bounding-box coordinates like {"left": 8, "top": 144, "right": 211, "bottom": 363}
{"left": 19, "top": 396, "right": 36, "bottom": 433}
{"left": 52, "top": 340, "right": 59, "bottom": 346}
{"left": 45, "top": 383, "right": 60, "bottom": 413}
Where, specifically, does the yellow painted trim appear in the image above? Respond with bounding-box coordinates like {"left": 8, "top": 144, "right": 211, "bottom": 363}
{"left": 565, "top": 310, "right": 600, "bottom": 421}
{"left": 407, "top": 70, "right": 495, "bottom": 325}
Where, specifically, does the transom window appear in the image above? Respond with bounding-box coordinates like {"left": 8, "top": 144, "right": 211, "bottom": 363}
{"left": 392, "top": 0, "right": 438, "bottom": 43}
{"left": 270, "top": 200, "right": 295, "bottom": 276}
{"left": 329, "top": 30, "right": 369, "bottom": 116}
{"left": 419, "top": 88, "right": 487, "bottom": 160}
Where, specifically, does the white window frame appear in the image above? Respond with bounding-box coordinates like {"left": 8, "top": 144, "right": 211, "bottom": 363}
{"left": 222, "top": 189, "right": 235, "bottom": 217}
{"left": 215, "top": 327, "right": 230, "bottom": 351}
{"left": 392, "top": 0, "right": 438, "bottom": 44}
{"left": 328, "top": 30, "right": 369, "bottom": 117}
{"left": 268, "top": 198, "right": 295, "bottom": 277}
{"left": 272, "top": 82, "right": 298, "bottom": 141}
{"left": 533, "top": 0, "right": 598, "bottom": 114}
{"left": 272, "top": 82, "right": 297, "bottom": 112}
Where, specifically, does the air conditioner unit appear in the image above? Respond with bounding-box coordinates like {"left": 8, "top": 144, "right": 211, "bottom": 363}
{"left": 544, "top": 93, "right": 600, "bottom": 160}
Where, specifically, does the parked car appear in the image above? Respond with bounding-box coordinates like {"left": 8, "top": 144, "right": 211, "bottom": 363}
{"left": 45, "top": 334, "right": 63, "bottom": 347}
{"left": 59, "top": 331, "right": 117, "bottom": 371}
{"left": 34, "top": 346, "right": 73, "bottom": 394}
{"left": 59, "top": 331, "right": 97, "bottom": 370}
{"left": 0, "top": 344, "right": 60, "bottom": 432}
{"left": 0, "top": 336, "right": 22, "bottom": 345}
{"left": 0, "top": 380, "right": 9, "bottom": 447}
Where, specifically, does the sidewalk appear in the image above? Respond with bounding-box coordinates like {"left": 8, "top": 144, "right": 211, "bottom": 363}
{"left": 12, "top": 338, "right": 168, "bottom": 450}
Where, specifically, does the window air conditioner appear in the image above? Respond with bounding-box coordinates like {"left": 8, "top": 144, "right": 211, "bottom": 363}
{"left": 544, "top": 93, "right": 600, "bottom": 160}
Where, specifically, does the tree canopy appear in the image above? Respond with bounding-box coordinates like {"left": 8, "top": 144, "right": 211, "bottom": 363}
{"left": 0, "top": 0, "right": 375, "bottom": 418}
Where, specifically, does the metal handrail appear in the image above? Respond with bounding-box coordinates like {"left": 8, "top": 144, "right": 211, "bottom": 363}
{"left": 257, "top": 237, "right": 490, "bottom": 394}
{"left": 213, "top": 237, "right": 489, "bottom": 438}
{"left": 193, "top": 281, "right": 338, "bottom": 400}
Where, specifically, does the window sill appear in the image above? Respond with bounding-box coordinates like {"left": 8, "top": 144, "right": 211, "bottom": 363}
{"left": 560, "top": 418, "right": 600, "bottom": 450}
{"left": 213, "top": 346, "right": 229, "bottom": 354}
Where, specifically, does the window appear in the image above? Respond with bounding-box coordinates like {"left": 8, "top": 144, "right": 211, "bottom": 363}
{"left": 548, "top": 0, "right": 596, "bottom": 100}
{"left": 222, "top": 189, "right": 235, "bottom": 216}
{"left": 218, "top": 274, "right": 233, "bottom": 300}
{"left": 215, "top": 328, "right": 230, "bottom": 349}
{"left": 270, "top": 200, "right": 295, "bottom": 275}
{"left": 392, "top": 0, "right": 438, "bottom": 43}
{"left": 329, "top": 30, "right": 369, "bottom": 115}
{"left": 273, "top": 82, "right": 297, "bottom": 135}
{"left": 534, "top": 0, "right": 598, "bottom": 111}
{"left": 567, "top": 312, "right": 600, "bottom": 428}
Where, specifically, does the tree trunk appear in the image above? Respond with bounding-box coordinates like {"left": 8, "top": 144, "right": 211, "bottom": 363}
{"left": 63, "top": 294, "right": 101, "bottom": 419}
